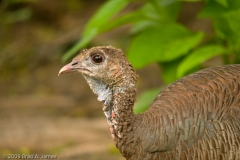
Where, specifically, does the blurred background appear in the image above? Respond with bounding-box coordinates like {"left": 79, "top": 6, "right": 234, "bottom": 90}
{"left": 0, "top": 0, "right": 239, "bottom": 159}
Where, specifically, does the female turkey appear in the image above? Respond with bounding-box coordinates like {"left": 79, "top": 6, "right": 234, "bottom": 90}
{"left": 59, "top": 46, "right": 240, "bottom": 160}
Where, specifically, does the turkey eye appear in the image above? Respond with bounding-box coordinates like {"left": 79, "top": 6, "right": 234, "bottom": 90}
{"left": 91, "top": 54, "right": 104, "bottom": 64}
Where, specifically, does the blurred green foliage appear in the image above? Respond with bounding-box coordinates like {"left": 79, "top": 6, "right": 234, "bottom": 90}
{"left": 62, "top": 0, "right": 240, "bottom": 114}
{"left": 1, "top": 7, "right": 32, "bottom": 24}
{"left": 0, "top": 0, "right": 33, "bottom": 24}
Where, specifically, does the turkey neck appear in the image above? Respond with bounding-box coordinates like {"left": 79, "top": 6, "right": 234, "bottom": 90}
{"left": 83, "top": 63, "right": 138, "bottom": 140}
{"left": 109, "top": 80, "right": 136, "bottom": 139}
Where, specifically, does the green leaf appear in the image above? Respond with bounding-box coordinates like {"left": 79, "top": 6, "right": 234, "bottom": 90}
{"left": 130, "top": 0, "right": 181, "bottom": 34}
{"left": 130, "top": 3, "right": 166, "bottom": 34}
{"left": 165, "top": 1, "right": 181, "bottom": 20}
{"left": 100, "top": 11, "right": 144, "bottom": 33}
{"left": 199, "top": 1, "right": 228, "bottom": 17}
{"left": 212, "top": 10, "right": 240, "bottom": 50}
{"left": 179, "top": 0, "right": 201, "bottom": 1}
{"left": 61, "top": 30, "right": 97, "bottom": 62}
{"left": 140, "top": 3, "right": 163, "bottom": 21}
{"left": 199, "top": 0, "right": 240, "bottom": 18}
{"left": 177, "top": 44, "right": 226, "bottom": 78}
{"left": 131, "top": 20, "right": 159, "bottom": 34}
{"left": 160, "top": 56, "right": 184, "bottom": 84}
{"left": 62, "top": 0, "right": 129, "bottom": 61}
{"left": 127, "top": 24, "right": 203, "bottom": 69}
{"left": 148, "top": 0, "right": 181, "bottom": 21}
{"left": 213, "top": 17, "right": 231, "bottom": 40}
{"left": 223, "top": 10, "right": 240, "bottom": 48}
{"left": 224, "top": 10, "right": 240, "bottom": 35}
{"left": 134, "top": 87, "right": 162, "bottom": 114}
{"left": 83, "top": 0, "right": 129, "bottom": 36}
{"left": 157, "top": 0, "right": 177, "bottom": 6}
{"left": 214, "top": 0, "right": 228, "bottom": 7}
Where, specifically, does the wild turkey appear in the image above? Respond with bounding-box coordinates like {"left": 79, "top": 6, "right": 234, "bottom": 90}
{"left": 59, "top": 46, "right": 240, "bottom": 160}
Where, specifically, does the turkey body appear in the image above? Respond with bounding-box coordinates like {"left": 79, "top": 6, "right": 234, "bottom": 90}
{"left": 59, "top": 46, "right": 240, "bottom": 160}
{"left": 131, "top": 65, "right": 240, "bottom": 160}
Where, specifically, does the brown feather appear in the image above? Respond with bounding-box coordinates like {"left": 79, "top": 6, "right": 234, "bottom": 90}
{"left": 59, "top": 46, "right": 240, "bottom": 160}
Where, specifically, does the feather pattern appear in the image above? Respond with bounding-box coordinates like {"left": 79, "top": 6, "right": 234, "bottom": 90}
{"left": 59, "top": 46, "right": 240, "bottom": 160}
{"left": 134, "top": 65, "right": 240, "bottom": 160}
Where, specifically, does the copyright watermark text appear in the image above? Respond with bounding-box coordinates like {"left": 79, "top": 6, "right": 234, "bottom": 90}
{"left": 2, "top": 154, "right": 57, "bottom": 159}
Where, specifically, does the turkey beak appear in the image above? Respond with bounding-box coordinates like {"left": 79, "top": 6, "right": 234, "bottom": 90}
{"left": 58, "top": 60, "right": 81, "bottom": 76}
